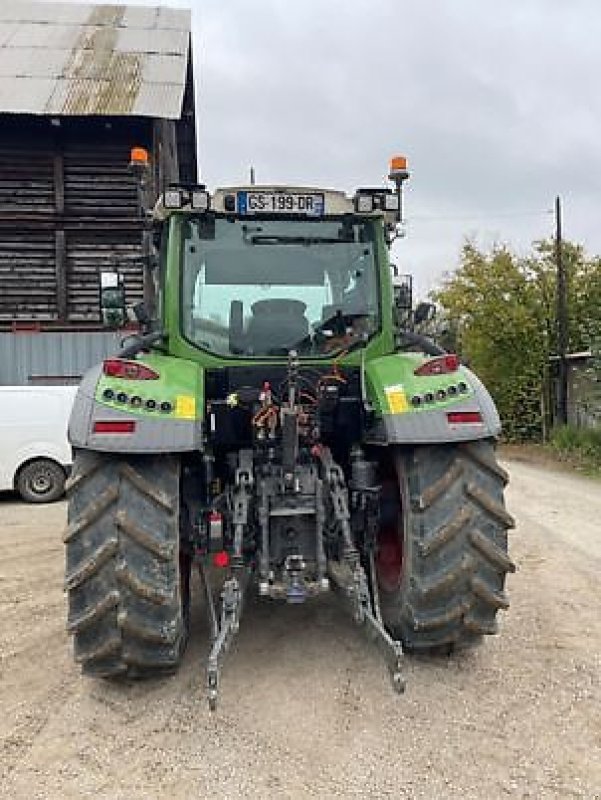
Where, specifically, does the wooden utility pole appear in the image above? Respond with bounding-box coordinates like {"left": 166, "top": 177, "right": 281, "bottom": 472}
{"left": 555, "top": 196, "right": 569, "bottom": 425}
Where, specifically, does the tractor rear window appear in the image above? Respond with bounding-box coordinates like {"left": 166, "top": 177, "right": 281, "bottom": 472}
{"left": 181, "top": 217, "right": 380, "bottom": 358}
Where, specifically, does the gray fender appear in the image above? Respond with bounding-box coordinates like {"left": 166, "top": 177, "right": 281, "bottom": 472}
{"left": 367, "top": 368, "right": 502, "bottom": 445}
{"left": 69, "top": 366, "right": 202, "bottom": 453}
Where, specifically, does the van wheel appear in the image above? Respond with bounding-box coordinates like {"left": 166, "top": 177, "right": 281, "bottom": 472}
{"left": 17, "top": 458, "right": 66, "bottom": 503}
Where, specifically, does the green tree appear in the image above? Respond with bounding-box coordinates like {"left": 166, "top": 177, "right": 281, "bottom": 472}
{"left": 433, "top": 239, "right": 601, "bottom": 440}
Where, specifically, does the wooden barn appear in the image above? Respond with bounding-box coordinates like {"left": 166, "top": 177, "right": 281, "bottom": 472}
{"left": 0, "top": 1, "right": 197, "bottom": 334}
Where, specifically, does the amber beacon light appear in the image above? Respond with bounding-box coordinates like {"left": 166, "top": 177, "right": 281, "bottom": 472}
{"left": 388, "top": 155, "right": 410, "bottom": 223}
{"left": 389, "top": 155, "right": 409, "bottom": 180}
{"left": 130, "top": 146, "right": 149, "bottom": 166}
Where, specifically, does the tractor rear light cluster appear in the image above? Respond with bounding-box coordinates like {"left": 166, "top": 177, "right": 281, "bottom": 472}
{"left": 410, "top": 381, "right": 469, "bottom": 407}
{"left": 102, "top": 359, "right": 160, "bottom": 381}
{"left": 414, "top": 354, "right": 460, "bottom": 376}
{"left": 101, "top": 389, "right": 174, "bottom": 414}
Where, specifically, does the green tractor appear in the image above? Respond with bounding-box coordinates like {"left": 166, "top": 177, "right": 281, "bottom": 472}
{"left": 64, "top": 156, "right": 514, "bottom": 708}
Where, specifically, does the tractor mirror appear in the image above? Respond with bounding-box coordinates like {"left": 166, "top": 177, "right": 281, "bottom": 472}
{"left": 393, "top": 273, "right": 413, "bottom": 311}
{"left": 132, "top": 301, "right": 152, "bottom": 326}
{"left": 414, "top": 301, "right": 436, "bottom": 326}
{"left": 100, "top": 271, "right": 127, "bottom": 328}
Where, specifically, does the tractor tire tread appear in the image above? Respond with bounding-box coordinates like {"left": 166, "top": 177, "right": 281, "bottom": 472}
{"left": 67, "top": 590, "right": 120, "bottom": 634}
{"left": 459, "top": 442, "right": 510, "bottom": 484}
{"left": 66, "top": 450, "right": 184, "bottom": 678}
{"left": 379, "top": 440, "right": 513, "bottom": 650}
{"left": 416, "top": 460, "right": 463, "bottom": 510}
{"left": 64, "top": 537, "right": 119, "bottom": 590}
{"left": 63, "top": 485, "right": 120, "bottom": 543}
{"left": 115, "top": 509, "right": 175, "bottom": 561}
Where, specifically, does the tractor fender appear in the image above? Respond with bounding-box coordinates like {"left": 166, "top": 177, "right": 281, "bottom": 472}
{"left": 365, "top": 354, "right": 501, "bottom": 445}
{"left": 69, "top": 361, "right": 203, "bottom": 454}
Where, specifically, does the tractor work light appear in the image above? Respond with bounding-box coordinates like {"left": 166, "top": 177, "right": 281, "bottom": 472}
{"left": 355, "top": 189, "right": 399, "bottom": 214}
{"left": 355, "top": 193, "right": 374, "bottom": 213}
{"left": 164, "top": 189, "right": 183, "bottom": 209}
{"left": 191, "top": 190, "right": 211, "bottom": 211}
{"left": 102, "top": 359, "right": 160, "bottom": 380}
{"left": 414, "top": 354, "right": 460, "bottom": 376}
{"left": 384, "top": 193, "right": 400, "bottom": 212}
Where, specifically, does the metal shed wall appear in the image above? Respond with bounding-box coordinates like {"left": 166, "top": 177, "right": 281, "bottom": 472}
{"left": 567, "top": 358, "right": 601, "bottom": 429}
{"left": 0, "top": 331, "right": 121, "bottom": 385}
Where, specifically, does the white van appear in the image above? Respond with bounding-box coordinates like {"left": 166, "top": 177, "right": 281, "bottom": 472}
{"left": 0, "top": 386, "right": 78, "bottom": 502}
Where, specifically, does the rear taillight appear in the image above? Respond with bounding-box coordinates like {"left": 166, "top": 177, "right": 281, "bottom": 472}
{"left": 93, "top": 420, "right": 136, "bottom": 434}
{"left": 447, "top": 411, "right": 482, "bottom": 425}
{"left": 213, "top": 550, "right": 230, "bottom": 568}
{"left": 102, "top": 359, "right": 159, "bottom": 380}
{"left": 414, "top": 354, "right": 459, "bottom": 376}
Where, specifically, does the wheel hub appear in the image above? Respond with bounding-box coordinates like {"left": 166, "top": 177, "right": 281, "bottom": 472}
{"left": 376, "top": 480, "right": 404, "bottom": 593}
{"left": 30, "top": 470, "right": 53, "bottom": 495}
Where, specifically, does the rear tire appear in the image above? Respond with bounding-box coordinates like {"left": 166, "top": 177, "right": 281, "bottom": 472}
{"left": 64, "top": 450, "right": 187, "bottom": 677}
{"left": 17, "top": 458, "right": 66, "bottom": 503}
{"left": 377, "top": 440, "right": 515, "bottom": 650}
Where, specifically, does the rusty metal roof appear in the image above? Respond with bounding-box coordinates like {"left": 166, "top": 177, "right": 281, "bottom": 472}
{"left": 0, "top": 2, "right": 191, "bottom": 118}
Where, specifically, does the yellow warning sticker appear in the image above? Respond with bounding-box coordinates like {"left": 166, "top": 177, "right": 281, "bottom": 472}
{"left": 385, "top": 385, "right": 409, "bottom": 414}
{"left": 175, "top": 394, "right": 196, "bottom": 420}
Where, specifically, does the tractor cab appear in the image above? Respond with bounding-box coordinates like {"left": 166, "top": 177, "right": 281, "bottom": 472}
{"left": 151, "top": 182, "right": 404, "bottom": 363}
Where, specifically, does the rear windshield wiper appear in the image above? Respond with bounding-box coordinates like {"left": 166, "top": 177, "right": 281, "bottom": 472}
{"left": 248, "top": 235, "right": 353, "bottom": 246}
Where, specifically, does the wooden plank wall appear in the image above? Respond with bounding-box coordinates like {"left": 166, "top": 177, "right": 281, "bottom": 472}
{"left": 0, "top": 115, "right": 177, "bottom": 330}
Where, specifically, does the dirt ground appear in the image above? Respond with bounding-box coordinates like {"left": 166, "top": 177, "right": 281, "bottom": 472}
{"left": 1, "top": 459, "right": 600, "bottom": 799}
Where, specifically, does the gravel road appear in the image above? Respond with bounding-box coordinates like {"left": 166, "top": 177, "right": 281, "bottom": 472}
{"left": 1, "top": 458, "right": 600, "bottom": 799}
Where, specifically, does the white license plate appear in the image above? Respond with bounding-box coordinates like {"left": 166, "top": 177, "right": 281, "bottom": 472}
{"left": 237, "top": 191, "right": 324, "bottom": 216}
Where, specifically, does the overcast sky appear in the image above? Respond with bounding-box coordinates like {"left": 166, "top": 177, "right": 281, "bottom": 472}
{"left": 47, "top": 0, "right": 601, "bottom": 297}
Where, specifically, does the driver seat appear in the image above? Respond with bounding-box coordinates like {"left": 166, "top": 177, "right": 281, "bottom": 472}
{"left": 245, "top": 299, "right": 309, "bottom": 353}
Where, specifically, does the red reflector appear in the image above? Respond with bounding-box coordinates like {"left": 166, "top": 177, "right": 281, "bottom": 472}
{"left": 102, "top": 359, "right": 159, "bottom": 380}
{"left": 213, "top": 550, "right": 230, "bottom": 568}
{"left": 93, "top": 420, "right": 136, "bottom": 434}
{"left": 447, "top": 411, "right": 482, "bottom": 425}
{"left": 414, "top": 354, "right": 459, "bottom": 376}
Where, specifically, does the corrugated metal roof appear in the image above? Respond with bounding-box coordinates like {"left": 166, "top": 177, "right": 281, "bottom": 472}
{"left": 0, "top": 1, "right": 191, "bottom": 118}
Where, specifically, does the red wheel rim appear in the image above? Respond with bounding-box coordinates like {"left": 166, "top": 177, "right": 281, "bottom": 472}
{"left": 376, "top": 480, "right": 404, "bottom": 593}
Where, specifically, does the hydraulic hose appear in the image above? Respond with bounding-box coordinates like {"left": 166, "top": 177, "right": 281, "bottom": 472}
{"left": 117, "top": 330, "right": 166, "bottom": 358}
